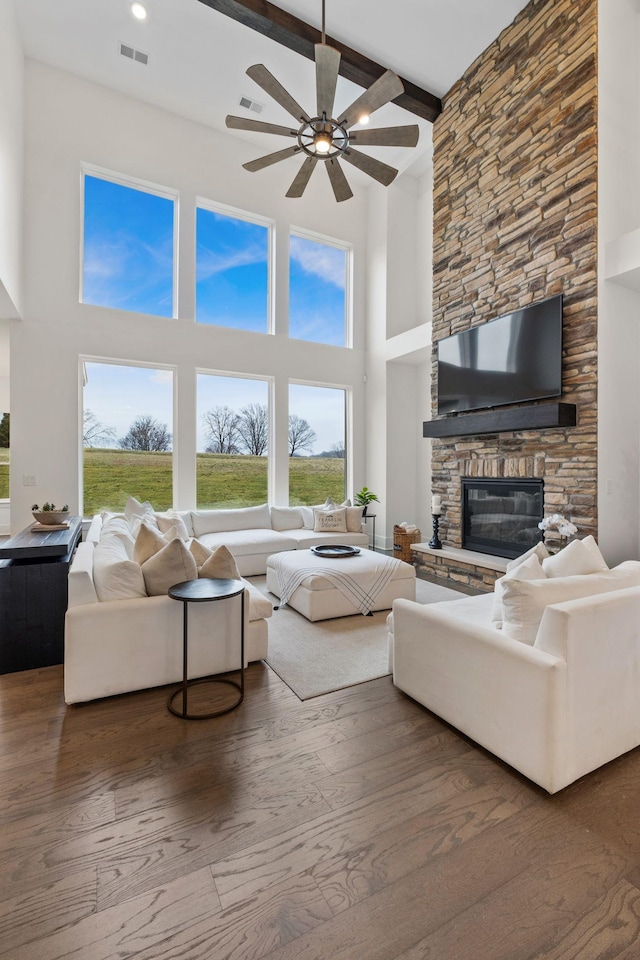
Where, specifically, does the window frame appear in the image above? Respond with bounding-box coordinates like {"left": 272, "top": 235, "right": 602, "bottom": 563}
{"left": 288, "top": 226, "right": 353, "bottom": 349}
{"left": 80, "top": 163, "right": 179, "bottom": 319}
{"left": 288, "top": 379, "right": 350, "bottom": 505}
{"left": 195, "top": 197, "right": 275, "bottom": 335}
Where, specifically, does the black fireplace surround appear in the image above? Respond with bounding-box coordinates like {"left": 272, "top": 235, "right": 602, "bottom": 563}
{"left": 461, "top": 478, "right": 544, "bottom": 559}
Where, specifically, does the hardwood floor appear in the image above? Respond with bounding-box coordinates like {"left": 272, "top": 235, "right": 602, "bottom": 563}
{"left": 2, "top": 662, "right": 640, "bottom": 959}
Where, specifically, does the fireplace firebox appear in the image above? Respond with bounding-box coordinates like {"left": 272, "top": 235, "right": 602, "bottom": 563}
{"left": 461, "top": 478, "right": 544, "bottom": 559}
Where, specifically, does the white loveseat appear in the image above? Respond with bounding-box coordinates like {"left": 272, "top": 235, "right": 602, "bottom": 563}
{"left": 388, "top": 539, "right": 640, "bottom": 793}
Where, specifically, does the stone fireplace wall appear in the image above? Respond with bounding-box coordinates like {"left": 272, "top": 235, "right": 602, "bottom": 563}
{"left": 430, "top": 0, "right": 598, "bottom": 552}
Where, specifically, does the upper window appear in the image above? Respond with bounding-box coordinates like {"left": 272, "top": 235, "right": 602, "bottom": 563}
{"left": 196, "top": 204, "right": 271, "bottom": 332}
{"left": 82, "top": 172, "right": 176, "bottom": 318}
{"left": 289, "top": 232, "right": 349, "bottom": 347}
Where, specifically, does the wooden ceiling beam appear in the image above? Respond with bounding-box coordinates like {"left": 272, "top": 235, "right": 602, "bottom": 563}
{"left": 196, "top": 0, "right": 442, "bottom": 122}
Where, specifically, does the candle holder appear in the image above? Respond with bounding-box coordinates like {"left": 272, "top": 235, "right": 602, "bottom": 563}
{"left": 428, "top": 513, "right": 442, "bottom": 550}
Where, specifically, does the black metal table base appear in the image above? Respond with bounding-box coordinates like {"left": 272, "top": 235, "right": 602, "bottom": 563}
{"left": 167, "top": 673, "right": 243, "bottom": 720}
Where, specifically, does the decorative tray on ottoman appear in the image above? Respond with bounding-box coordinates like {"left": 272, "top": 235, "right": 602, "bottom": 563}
{"left": 311, "top": 545, "right": 361, "bottom": 558}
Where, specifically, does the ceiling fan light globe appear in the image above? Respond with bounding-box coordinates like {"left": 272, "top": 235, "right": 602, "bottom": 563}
{"left": 130, "top": 2, "right": 148, "bottom": 20}
{"left": 314, "top": 135, "right": 332, "bottom": 154}
{"left": 357, "top": 114, "right": 370, "bottom": 125}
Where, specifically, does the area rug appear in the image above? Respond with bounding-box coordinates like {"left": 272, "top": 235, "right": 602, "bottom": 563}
{"left": 254, "top": 576, "right": 466, "bottom": 700}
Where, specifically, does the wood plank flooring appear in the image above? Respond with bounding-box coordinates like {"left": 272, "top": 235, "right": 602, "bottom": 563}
{"left": 2, "top": 661, "right": 640, "bottom": 959}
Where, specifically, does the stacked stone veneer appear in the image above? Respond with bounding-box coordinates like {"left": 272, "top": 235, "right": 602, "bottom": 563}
{"left": 420, "top": 0, "right": 597, "bottom": 584}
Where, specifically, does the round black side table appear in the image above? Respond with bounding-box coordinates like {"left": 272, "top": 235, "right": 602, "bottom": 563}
{"left": 167, "top": 577, "right": 245, "bottom": 720}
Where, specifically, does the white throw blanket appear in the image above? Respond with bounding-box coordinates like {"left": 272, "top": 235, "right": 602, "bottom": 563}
{"left": 273, "top": 550, "right": 404, "bottom": 615}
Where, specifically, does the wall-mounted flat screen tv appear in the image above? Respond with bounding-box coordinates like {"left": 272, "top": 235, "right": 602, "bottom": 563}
{"left": 437, "top": 294, "right": 563, "bottom": 415}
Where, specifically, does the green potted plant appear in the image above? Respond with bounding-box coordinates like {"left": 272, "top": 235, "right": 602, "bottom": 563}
{"left": 354, "top": 486, "right": 379, "bottom": 516}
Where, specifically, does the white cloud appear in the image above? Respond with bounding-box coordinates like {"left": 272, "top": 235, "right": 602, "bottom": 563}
{"left": 196, "top": 244, "right": 266, "bottom": 282}
{"left": 290, "top": 236, "right": 346, "bottom": 290}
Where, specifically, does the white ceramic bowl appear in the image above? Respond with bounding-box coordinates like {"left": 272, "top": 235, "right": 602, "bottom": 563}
{"left": 32, "top": 511, "right": 70, "bottom": 525}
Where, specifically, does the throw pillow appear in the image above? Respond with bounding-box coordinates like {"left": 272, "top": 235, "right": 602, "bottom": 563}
{"left": 155, "top": 511, "right": 190, "bottom": 541}
{"left": 505, "top": 541, "right": 550, "bottom": 573}
{"left": 189, "top": 539, "right": 213, "bottom": 569}
{"left": 124, "top": 496, "right": 154, "bottom": 523}
{"left": 541, "top": 535, "right": 608, "bottom": 578}
{"left": 93, "top": 538, "right": 147, "bottom": 602}
{"left": 345, "top": 506, "right": 364, "bottom": 534}
{"left": 491, "top": 553, "right": 546, "bottom": 628}
{"left": 133, "top": 522, "right": 167, "bottom": 565}
{"left": 300, "top": 506, "right": 315, "bottom": 530}
{"left": 501, "top": 562, "right": 640, "bottom": 646}
{"left": 323, "top": 497, "right": 337, "bottom": 509}
{"left": 199, "top": 545, "right": 241, "bottom": 581}
{"left": 313, "top": 506, "right": 347, "bottom": 533}
{"left": 270, "top": 506, "right": 304, "bottom": 531}
{"left": 141, "top": 539, "right": 197, "bottom": 597}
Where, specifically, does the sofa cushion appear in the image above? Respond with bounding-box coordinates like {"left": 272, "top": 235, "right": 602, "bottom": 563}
{"left": 505, "top": 541, "right": 550, "bottom": 573}
{"left": 313, "top": 506, "right": 347, "bottom": 534}
{"left": 270, "top": 506, "right": 304, "bottom": 531}
{"left": 502, "top": 562, "right": 640, "bottom": 646}
{"left": 197, "top": 528, "right": 297, "bottom": 557}
{"left": 190, "top": 503, "right": 272, "bottom": 537}
{"left": 345, "top": 506, "right": 364, "bottom": 533}
{"left": 93, "top": 537, "right": 147, "bottom": 602}
{"left": 133, "top": 522, "right": 168, "bottom": 565}
{"left": 124, "top": 496, "right": 154, "bottom": 523}
{"left": 541, "top": 535, "right": 608, "bottom": 578}
{"left": 141, "top": 539, "right": 198, "bottom": 597}
{"left": 189, "top": 538, "right": 213, "bottom": 569}
{"left": 492, "top": 552, "right": 547, "bottom": 627}
{"left": 199, "top": 545, "right": 241, "bottom": 581}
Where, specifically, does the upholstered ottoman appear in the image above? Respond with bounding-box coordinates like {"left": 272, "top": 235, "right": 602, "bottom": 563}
{"left": 266, "top": 548, "right": 416, "bottom": 622}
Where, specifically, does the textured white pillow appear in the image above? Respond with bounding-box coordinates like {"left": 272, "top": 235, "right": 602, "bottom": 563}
{"left": 100, "top": 517, "right": 135, "bottom": 554}
{"left": 505, "top": 541, "right": 549, "bottom": 573}
{"left": 124, "top": 496, "right": 154, "bottom": 523}
{"left": 270, "top": 506, "right": 304, "bottom": 531}
{"left": 93, "top": 538, "right": 146, "bottom": 602}
{"left": 133, "top": 522, "right": 167, "bottom": 565}
{"left": 155, "top": 511, "right": 190, "bottom": 541}
{"left": 300, "top": 506, "right": 316, "bottom": 530}
{"left": 491, "top": 553, "right": 547, "bottom": 628}
{"left": 541, "top": 535, "right": 608, "bottom": 578}
{"left": 345, "top": 506, "right": 364, "bottom": 534}
{"left": 199, "top": 545, "right": 241, "bottom": 581}
{"left": 502, "top": 562, "right": 640, "bottom": 646}
{"left": 141, "top": 539, "right": 198, "bottom": 596}
{"left": 190, "top": 503, "right": 271, "bottom": 536}
{"left": 313, "top": 506, "right": 347, "bottom": 533}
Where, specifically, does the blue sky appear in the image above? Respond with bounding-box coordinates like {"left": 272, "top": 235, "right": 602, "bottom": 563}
{"left": 81, "top": 175, "right": 347, "bottom": 452}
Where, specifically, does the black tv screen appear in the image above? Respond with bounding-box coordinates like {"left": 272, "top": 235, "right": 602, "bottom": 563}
{"left": 437, "top": 294, "right": 563, "bottom": 415}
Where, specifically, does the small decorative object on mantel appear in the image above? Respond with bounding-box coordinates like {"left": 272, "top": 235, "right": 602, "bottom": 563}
{"left": 31, "top": 502, "right": 70, "bottom": 527}
{"left": 394, "top": 522, "right": 422, "bottom": 563}
{"left": 538, "top": 513, "right": 578, "bottom": 554}
{"left": 429, "top": 495, "right": 443, "bottom": 549}
{"left": 354, "top": 486, "right": 379, "bottom": 517}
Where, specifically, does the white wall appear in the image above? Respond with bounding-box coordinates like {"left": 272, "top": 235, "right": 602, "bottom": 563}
{"left": 10, "top": 60, "right": 371, "bottom": 532}
{"left": 0, "top": 0, "right": 23, "bottom": 320}
{"left": 597, "top": 0, "right": 640, "bottom": 564}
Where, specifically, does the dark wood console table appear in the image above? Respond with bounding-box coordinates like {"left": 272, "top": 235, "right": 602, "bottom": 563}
{"left": 0, "top": 516, "right": 83, "bottom": 674}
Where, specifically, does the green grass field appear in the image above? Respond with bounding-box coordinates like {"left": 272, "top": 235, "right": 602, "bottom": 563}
{"left": 0, "top": 448, "right": 8, "bottom": 500}
{"left": 82, "top": 449, "right": 346, "bottom": 514}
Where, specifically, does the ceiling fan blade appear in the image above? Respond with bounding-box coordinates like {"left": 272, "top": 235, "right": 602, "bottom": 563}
{"left": 246, "top": 64, "right": 310, "bottom": 124}
{"left": 226, "top": 115, "right": 297, "bottom": 138}
{"left": 243, "top": 145, "right": 301, "bottom": 172}
{"left": 325, "top": 158, "right": 353, "bottom": 203}
{"left": 337, "top": 69, "right": 405, "bottom": 129}
{"left": 315, "top": 43, "right": 340, "bottom": 118}
{"left": 342, "top": 147, "right": 398, "bottom": 186}
{"left": 286, "top": 157, "right": 318, "bottom": 198}
{"left": 349, "top": 124, "right": 420, "bottom": 148}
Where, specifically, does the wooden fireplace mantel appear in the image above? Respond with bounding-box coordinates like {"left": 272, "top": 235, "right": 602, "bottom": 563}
{"left": 422, "top": 402, "right": 577, "bottom": 439}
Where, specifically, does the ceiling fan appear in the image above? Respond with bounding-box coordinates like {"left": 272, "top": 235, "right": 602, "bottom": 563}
{"left": 225, "top": 1, "right": 420, "bottom": 202}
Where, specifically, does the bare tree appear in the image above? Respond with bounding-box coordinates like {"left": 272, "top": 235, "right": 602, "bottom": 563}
{"left": 202, "top": 406, "right": 241, "bottom": 454}
{"left": 288, "top": 413, "right": 317, "bottom": 456}
{"left": 83, "top": 409, "right": 115, "bottom": 448}
{"left": 330, "top": 440, "right": 345, "bottom": 458}
{"left": 0, "top": 413, "right": 9, "bottom": 448}
{"left": 118, "top": 415, "right": 172, "bottom": 452}
{"left": 237, "top": 403, "right": 268, "bottom": 456}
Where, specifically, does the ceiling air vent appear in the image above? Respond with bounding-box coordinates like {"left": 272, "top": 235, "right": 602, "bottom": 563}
{"left": 119, "top": 43, "right": 149, "bottom": 65}
{"left": 238, "top": 96, "right": 264, "bottom": 114}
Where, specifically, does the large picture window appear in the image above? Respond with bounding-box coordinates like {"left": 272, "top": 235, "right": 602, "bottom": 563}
{"left": 288, "top": 383, "right": 346, "bottom": 505}
{"left": 82, "top": 172, "right": 176, "bottom": 318}
{"left": 289, "top": 232, "right": 349, "bottom": 347}
{"left": 0, "top": 413, "right": 8, "bottom": 500}
{"left": 196, "top": 374, "right": 270, "bottom": 508}
{"left": 82, "top": 361, "right": 173, "bottom": 515}
{"left": 196, "top": 205, "right": 271, "bottom": 332}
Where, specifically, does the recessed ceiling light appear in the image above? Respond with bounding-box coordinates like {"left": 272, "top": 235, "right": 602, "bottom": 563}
{"left": 130, "top": 2, "right": 148, "bottom": 20}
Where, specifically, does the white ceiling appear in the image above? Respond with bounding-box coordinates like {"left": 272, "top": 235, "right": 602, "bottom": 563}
{"left": 13, "top": 0, "right": 530, "bottom": 180}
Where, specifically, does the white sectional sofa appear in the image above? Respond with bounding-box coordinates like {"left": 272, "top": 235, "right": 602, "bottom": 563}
{"left": 388, "top": 539, "right": 640, "bottom": 793}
